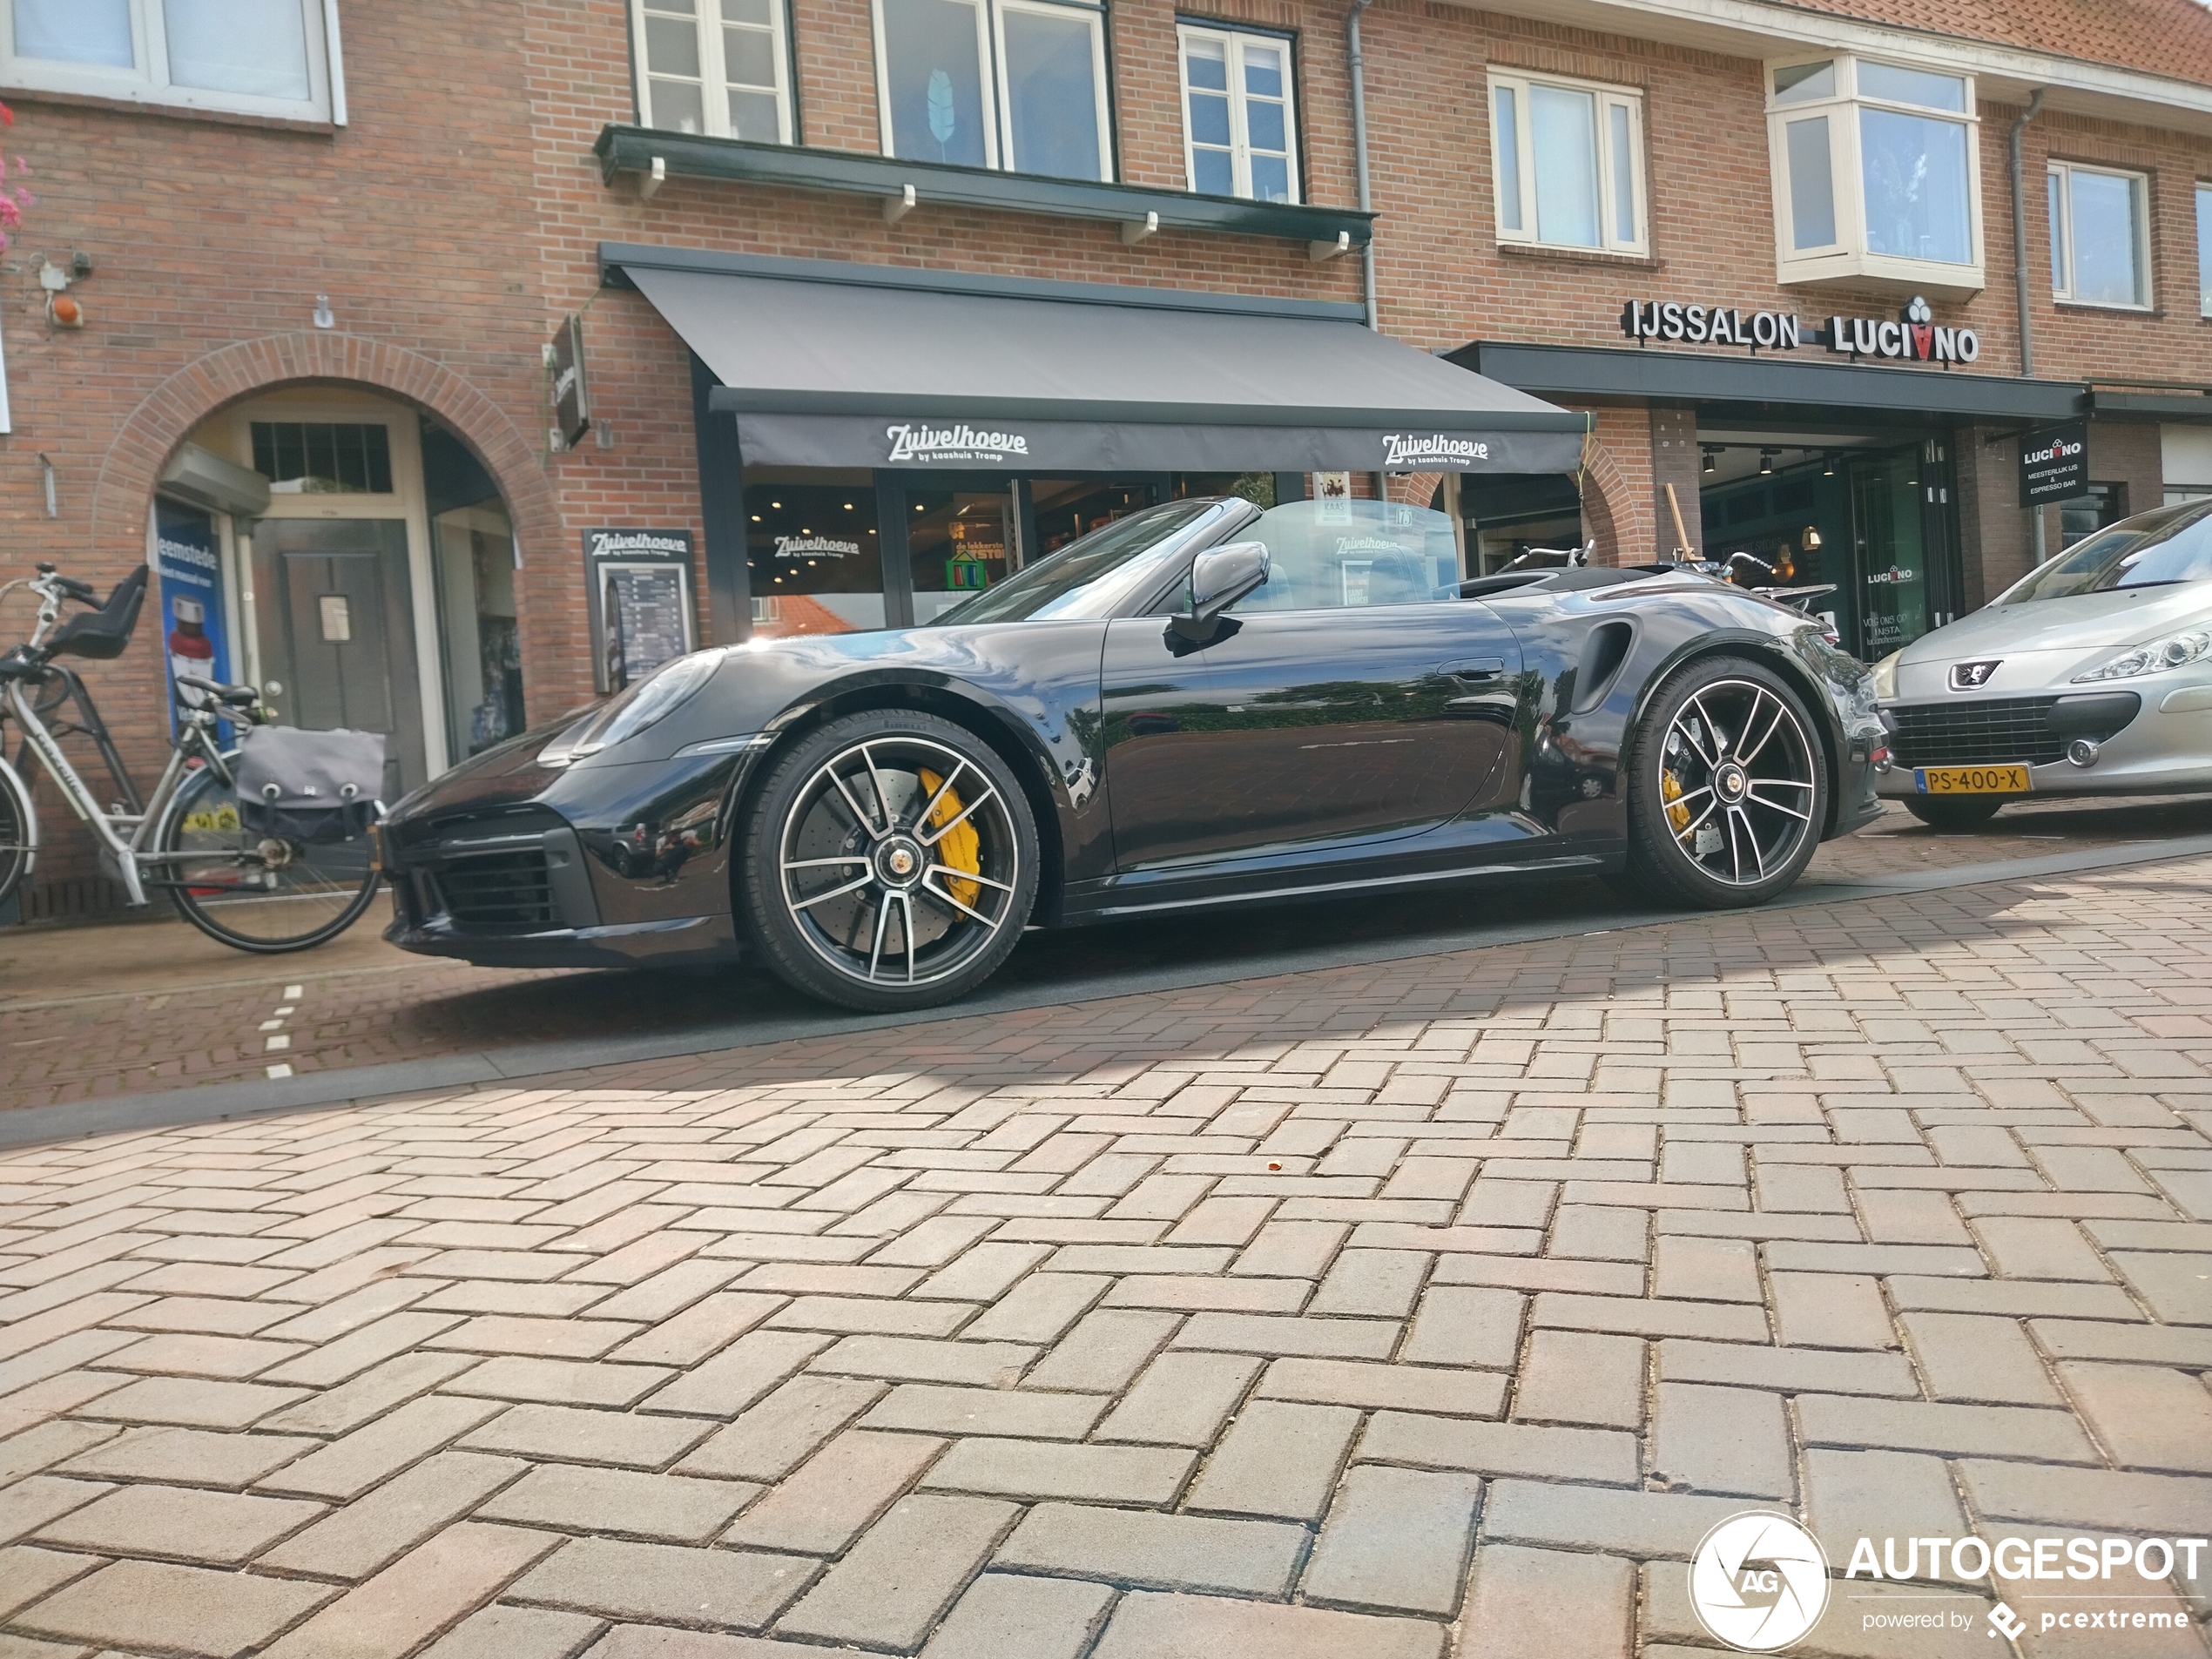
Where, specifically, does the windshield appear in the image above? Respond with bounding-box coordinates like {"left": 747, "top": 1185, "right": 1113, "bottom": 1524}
{"left": 2000, "top": 499, "right": 2212, "bottom": 604}
{"left": 929, "top": 499, "right": 1227, "bottom": 624}
{"left": 1226, "top": 499, "right": 1462, "bottom": 612}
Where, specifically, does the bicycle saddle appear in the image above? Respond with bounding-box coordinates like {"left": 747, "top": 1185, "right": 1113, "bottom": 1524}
{"left": 44, "top": 565, "right": 148, "bottom": 662}
{"left": 175, "top": 672, "right": 260, "bottom": 708}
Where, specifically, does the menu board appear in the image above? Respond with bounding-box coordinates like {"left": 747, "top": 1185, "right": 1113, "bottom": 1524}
{"left": 583, "top": 528, "right": 697, "bottom": 692}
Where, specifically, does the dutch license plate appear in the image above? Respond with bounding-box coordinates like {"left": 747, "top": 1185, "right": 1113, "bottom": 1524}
{"left": 1915, "top": 765, "right": 2031, "bottom": 795}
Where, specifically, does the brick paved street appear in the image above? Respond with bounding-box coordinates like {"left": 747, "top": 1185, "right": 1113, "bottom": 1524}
{"left": 3, "top": 835, "right": 2210, "bottom": 1657}
{"left": 7, "top": 794, "right": 2212, "bottom": 1116}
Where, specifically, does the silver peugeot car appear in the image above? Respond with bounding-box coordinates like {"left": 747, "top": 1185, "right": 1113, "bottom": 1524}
{"left": 1873, "top": 497, "right": 2212, "bottom": 829}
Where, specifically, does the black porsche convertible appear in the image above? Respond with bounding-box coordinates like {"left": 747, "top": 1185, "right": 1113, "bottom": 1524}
{"left": 381, "top": 496, "right": 1885, "bottom": 1010}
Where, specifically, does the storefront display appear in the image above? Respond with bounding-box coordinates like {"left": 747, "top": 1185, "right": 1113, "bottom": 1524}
{"left": 584, "top": 527, "right": 698, "bottom": 691}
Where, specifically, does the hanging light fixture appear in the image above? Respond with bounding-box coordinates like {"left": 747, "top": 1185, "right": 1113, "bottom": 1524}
{"left": 1822, "top": 453, "right": 1837, "bottom": 476}
{"left": 1758, "top": 448, "right": 1777, "bottom": 475}
{"left": 1702, "top": 447, "right": 1717, "bottom": 474}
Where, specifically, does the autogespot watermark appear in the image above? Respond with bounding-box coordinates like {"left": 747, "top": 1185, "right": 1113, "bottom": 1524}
{"left": 1688, "top": 1512, "right": 2209, "bottom": 1653}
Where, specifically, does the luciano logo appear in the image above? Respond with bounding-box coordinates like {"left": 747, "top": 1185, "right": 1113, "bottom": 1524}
{"left": 1949, "top": 659, "right": 2001, "bottom": 691}
{"left": 1689, "top": 1513, "right": 1831, "bottom": 1653}
{"left": 1382, "top": 433, "right": 1491, "bottom": 468}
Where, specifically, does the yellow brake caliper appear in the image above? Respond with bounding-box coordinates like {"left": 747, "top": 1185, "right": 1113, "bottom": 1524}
{"left": 1662, "top": 768, "right": 1690, "bottom": 833}
{"left": 917, "top": 769, "right": 981, "bottom": 908}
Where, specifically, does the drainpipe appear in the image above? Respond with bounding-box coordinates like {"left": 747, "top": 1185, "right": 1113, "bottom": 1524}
{"left": 1346, "top": 0, "right": 1386, "bottom": 498}
{"left": 2011, "top": 88, "right": 2048, "bottom": 563}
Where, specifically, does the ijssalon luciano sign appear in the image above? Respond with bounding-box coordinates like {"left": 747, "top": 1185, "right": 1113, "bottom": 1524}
{"left": 2020, "top": 421, "right": 2089, "bottom": 507}
{"left": 1620, "top": 294, "right": 1980, "bottom": 365}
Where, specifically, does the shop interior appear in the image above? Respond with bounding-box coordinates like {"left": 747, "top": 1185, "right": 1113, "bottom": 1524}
{"left": 742, "top": 469, "right": 1299, "bottom": 637}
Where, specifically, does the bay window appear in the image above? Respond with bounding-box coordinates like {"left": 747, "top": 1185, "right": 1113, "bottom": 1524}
{"left": 1766, "top": 55, "right": 1984, "bottom": 297}
{"left": 1178, "top": 24, "right": 1298, "bottom": 204}
{"left": 2049, "top": 161, "right": 2150, "bottom": 310}
{"left": 3, "top": 0, "right": 339, "bottom": 122}
{"left": 873, "top": 0, "right": 1112, "bottom": 181}
{"left": 1488, "top": 69, "right": 1647, "bottom": 256}
{"left": 632, "top": 0, "right": 793, "bottom": 145}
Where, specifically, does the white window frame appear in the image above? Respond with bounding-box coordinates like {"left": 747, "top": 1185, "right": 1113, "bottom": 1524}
{"left": 2198, "top": 182, "right": 2212, "bottom": 319}
{"left": 1487, "top": 69, "right": 1648, "bottom": 259}
{"left": 1764, "top": 53, "right": 1985, "bottom": 299}
{"left": 631, "top": 0, "right": 795, "bottom": 145}
{"left": 871, "top": 0, "right": 1113, "bottom": 182}
{"left": 1, "top": 0, "right": 341, "bottom": 123}
{"left": 1176, "top": 23, "right": 1299, "bottom": 205}
{"left": 2047, "top": 158, "right": 2153, "bottom": 312}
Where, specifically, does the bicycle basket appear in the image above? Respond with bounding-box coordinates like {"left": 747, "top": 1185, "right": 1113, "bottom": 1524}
{"left": 234, "top": 725, "right": 386, "bottom": 845}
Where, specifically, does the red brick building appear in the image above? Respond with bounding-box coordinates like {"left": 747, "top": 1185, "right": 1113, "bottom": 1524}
{"left": 4, "top": 0, "right": 2211, "bottom": 918}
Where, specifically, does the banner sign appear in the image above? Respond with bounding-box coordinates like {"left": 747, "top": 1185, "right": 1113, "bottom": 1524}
{"left": 152, "top": 497, "right": 233, "bottom": 738}
{"left": 2020, "top": 422, "right": 2090, "bottom": 507}
{"left": 1619, "top": 293, "right": 1979, "bottom": 365}
{"left": 549, "top": 314, "right": 590, "bottom": 448}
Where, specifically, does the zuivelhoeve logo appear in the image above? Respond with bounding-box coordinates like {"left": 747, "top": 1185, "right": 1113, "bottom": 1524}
{"left": 1689, "top": 1512, "right": 1831, "bottom": 1653}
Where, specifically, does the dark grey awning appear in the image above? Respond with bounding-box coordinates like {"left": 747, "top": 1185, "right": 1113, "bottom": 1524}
{"left": 612, "top": 251, "right": 1588, "bottom": 475}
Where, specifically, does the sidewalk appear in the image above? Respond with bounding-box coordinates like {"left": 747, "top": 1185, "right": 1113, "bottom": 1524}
{"left": 5, "top": 796, "right": 2212, "bottom": 1118}
{"left": 0, "top": 842, "right": 2207, "bottom": 1658}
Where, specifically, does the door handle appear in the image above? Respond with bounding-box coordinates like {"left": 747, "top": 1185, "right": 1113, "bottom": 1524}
{"left": 1440, "top": 658, "right": 1506, "bottom": 681}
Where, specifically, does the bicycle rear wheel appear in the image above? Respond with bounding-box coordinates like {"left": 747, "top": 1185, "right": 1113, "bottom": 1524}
{"left": 158, "top": 752, "right": 381, "bottom": 953}
{"left": 0, "top": 760, "right": 31, "bottom": 911}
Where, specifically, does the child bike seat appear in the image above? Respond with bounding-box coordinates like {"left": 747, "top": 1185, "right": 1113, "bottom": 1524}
{"left": 44, "top": 566, "right": 148, "bottom": 662}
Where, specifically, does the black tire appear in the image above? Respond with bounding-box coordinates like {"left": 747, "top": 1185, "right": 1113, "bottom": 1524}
{"left": 739, "top": 710, "right": 1040, "bottom": 1012}
{"left": 158, "top": 752, "right": 382, "bottom": 954}
{"left": 1622, "top": 655, "right": 1830, "bottom": 910}
{"left": 1901, "top": 796, "right": 2004, "bottom": 832}
{"left": 0, "top": 760, "right": 31, "bottom": 914}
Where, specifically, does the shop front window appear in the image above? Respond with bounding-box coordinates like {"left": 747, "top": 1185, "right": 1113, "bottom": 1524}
{"left": 1849, "top": 448, "right": 1932, "bottom": 658}
{"left": 2198, "top": 184, "right": 2212, "bottom": 318}
{"left": 632, "top": 0, "right": 793, "bottom": 145}
{"left": 2049, "top": 162, "right": 2149, "bottom": 310}
{"left": 1028, "top": 479, "right": 1163, "bottom": 556}
{"left": 873, "top": 0, "right": 1111, "bottom": 180}
{"left": 1765, "top": 56, "right": 1982, "bottom": 293}
{"left": 746, "top": 475, "right": 887, "bottom": 638}
{"left": 1178, "top": 25, "right": 1298, "bottom": 203}
{"left": 1488, "top": 69, "right": 1646, "bottom": 255}
{"left": 909, "top": 490, "right": 1013, "bottom": 624}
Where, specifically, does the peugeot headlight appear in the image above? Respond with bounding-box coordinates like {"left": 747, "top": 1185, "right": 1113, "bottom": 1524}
{"left": 2073, "top": 629, "right": 2212, "bottom": 683}
{"left": 1871, "top": 651, "right": 1901, "bottom": 700}
{"left": 540, "top": 650, "right": 727, "bottom": 764}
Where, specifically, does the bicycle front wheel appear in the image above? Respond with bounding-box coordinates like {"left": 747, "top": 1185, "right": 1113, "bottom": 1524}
{"left": 0, "top": 759, "right": 32, "bottom": 911}
{"left": 158, "top": 752, "right": 381, "bottom": 953}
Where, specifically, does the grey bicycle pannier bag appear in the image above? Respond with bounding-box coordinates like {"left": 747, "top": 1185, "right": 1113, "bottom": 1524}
{"left": 234, "top": 725, "right": 387, "bottom": 845}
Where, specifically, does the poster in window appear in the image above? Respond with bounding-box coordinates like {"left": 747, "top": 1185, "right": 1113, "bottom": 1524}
{"left": 583, "top": 528, "right": 697, "bottom": 693}
{"left": 153, "top": 496, "right": 233, "bottom": 738}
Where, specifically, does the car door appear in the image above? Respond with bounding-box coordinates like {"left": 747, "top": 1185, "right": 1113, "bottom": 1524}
{"left": 1098, "top": 502, "right": 1522, "bottom": 873}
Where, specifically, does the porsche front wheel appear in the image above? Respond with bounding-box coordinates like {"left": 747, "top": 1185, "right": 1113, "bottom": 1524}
{"left": 739, "top": 711, "right": 1039, "bottom": 1011}
{"left": 1622, "top": 657, "right": 1829, "bottom": 909}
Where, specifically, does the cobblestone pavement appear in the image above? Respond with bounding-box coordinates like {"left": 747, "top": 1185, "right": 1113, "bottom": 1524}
{"left": 3, "top": 850, "right": 2211, "bottom": 1658}
{"left": 5, "top": 794, "right": 2212, "bottom": 1115}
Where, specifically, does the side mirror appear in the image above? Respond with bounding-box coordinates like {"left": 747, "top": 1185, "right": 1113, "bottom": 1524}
{"left": 1171, "top": 542, "right": 1270, "bottom": 643}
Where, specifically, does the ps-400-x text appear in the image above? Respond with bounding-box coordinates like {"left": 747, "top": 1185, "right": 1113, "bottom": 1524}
{"left": 380, "top": 497, "right": 1885, "bottom": 1010}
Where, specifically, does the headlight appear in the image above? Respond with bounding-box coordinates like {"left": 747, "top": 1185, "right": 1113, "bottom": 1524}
{"left": 1871, "top": 651, "right": 1900, "bottom": 700}
{"left": 2073, "top": 629, "right": 2212, "bottom": 683}
{"left": 540, "top": 650, "right": 727, "bottom": 764}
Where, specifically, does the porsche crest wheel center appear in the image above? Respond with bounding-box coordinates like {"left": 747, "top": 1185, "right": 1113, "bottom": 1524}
{"left": 1716, "top": 762, "right": 1749, "bottom": 803}
{"left": 876, "top": 837, "right": 924, "bottom": 887}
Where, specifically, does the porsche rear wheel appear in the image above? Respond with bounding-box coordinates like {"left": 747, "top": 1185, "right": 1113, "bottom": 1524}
{"left": 1902, "top": 796, "right": 2004, "bottom": 832}
{"left": 739, "top": 711, "right": 1039, "bottom": 1011}
{"left": 1622, "top": 657, "right": 1829, "bottom": 909}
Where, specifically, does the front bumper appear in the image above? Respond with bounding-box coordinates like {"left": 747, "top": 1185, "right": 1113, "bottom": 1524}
{"left": 1875, "top": 684, "right": 2212, "bottom": 799}
{"left": 382, "top": 809, "right": 743, "bottom": 970}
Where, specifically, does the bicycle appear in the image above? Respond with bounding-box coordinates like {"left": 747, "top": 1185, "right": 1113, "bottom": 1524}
{"left": 0, "top": 563, "right": 384, "bottom": 954}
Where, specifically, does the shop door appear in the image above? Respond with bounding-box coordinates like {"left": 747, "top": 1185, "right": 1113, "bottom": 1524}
{"left": 1847, "top": 448, "right": 1935, "bottom": 660}
{"left": 1917, "top": 437, "right": 1964, "bottom": 627}
{"left": 252, "top": 518, "right": 425, "bottom": 802}
{"left": 894, "top": 480, "right": 1018, "bottom": 624}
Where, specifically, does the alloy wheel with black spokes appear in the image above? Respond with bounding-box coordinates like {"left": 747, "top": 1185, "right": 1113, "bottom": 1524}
{"left": 1622, "top": 656, "right": 1830, "bottom": 908}
{"left": 740, "top": 711, "right": 1039, "bottom": 1010}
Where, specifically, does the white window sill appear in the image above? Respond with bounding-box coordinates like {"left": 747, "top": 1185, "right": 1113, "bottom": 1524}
{"left": 1497, "top": 240, "right": 1656, "bottom": 267}
{"left": 2053, "top": 298, "right": 2156, "bottom": 315}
